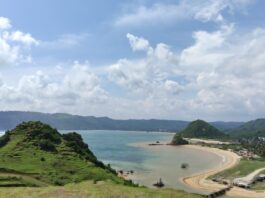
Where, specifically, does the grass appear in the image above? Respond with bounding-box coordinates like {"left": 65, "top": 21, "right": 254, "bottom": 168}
{"left": 0, "top": 180, "right": 203, "bottom": 198}
{"left": 212, "top": 159, "right": 265, "bottom": 179}
{"left": 251, "top": 181, "right": 265, "bottom": 191}
{"left": 0, "top": 122, "right": 124, "bottom": 186}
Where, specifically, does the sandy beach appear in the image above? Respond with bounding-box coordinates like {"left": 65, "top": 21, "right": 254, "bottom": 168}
{"left": 181, "top": 145, "right": 240, "bottom": 192}
{"left": 131, "top": 141, "right": 265, "bottom": 198}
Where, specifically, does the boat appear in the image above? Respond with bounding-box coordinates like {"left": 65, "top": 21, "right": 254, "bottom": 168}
{"left": 153, "top": 178, "right": 164, "bottom": 188}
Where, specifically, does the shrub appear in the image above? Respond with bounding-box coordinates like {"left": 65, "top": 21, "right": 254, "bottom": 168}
{"left": 0, "top": 133, "right": 10, "bottom": 148}
{"left": 39, "top": 139, "right": 56, "bottom": 152}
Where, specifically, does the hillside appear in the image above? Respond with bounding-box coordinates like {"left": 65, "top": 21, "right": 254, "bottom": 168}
{"left": 227, "top": 118, "right": 265, "bottom": 137}
{"left": 0, "top": 121, "right": 203, "bottom": 198}
{"left": 0, "top": 111, "right": 242, "bottom": 131}
{"left": 0, "top": 121, "right": 123, "bottom": 187}
{"left": 178, "top": 120, "right": 226, "bottom": 139}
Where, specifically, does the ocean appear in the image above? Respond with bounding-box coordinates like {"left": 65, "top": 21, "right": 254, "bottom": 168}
{"left": 60, "top": 130, "right": 223, "bottom": 194}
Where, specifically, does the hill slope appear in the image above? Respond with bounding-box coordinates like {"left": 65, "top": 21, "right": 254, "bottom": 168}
{"left": 0, "top": 121, "right": 123, "bottom": 187}
{"left": 0, "top": 111, "right": 242, "bottom": 131}
{"left": 227, "top": 118, "right": 265, "bottom": 137}
{"left": 178, "top": 120, "right": 226, "bottom": 139}
{"left": 0, "top": 122, "right": 203, "bottom": 198}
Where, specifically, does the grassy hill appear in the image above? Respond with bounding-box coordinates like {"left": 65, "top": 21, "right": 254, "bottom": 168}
{"left": 0, "top": 121, "right": 124, "bottom": 187}
{"left": 227, "top": 118, "right": 265, "bottom": 137}
{"left": 178, "top": 120, "right": 226, "bottom": 139}
{"left": 0, "top": 121, "right": 203, "bottom": 198}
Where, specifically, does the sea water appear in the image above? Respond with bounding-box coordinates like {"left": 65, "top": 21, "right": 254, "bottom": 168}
{"left": 60, "top": 130, "right": 174, "bottom": 171}
{"left": 60, "top": 130, "right": 224, "bottom": 194}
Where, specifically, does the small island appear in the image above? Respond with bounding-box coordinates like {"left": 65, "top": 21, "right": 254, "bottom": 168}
{"left": 171, "top": 134, "right": 189, "bottom": 145}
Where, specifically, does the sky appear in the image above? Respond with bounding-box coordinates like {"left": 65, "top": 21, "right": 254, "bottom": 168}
{"left": 0, "top": 0, "right": 265, "bottom": 121}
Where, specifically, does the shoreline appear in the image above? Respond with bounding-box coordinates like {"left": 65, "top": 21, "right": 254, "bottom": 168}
{"left": 180, "top": 144, "right": 240, "bottom": 193}
{"left": 131, "top": 140, "right": 265, "bottom": 198}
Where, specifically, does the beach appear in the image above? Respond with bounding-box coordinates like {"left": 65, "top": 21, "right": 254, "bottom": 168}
{"left": 129, "top": 141, "right": 230, "bottom": 193}
{"left": 130, "top": 141, "right": 265, "bottom": 198}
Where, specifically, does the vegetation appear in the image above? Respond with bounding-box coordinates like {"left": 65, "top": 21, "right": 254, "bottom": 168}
{"left": 0, "top": 121, "right": 124, "bottom": 186}
{"left": 0, "top": 180, "right": 202, "bottom": 198}
{"left": 239, "top": 137, "right": 265, "bottom": 157}
{"left": 227, "top": 118, "right": 265, "bottom": 138}
{"left": 171, "top": 134, "right": 188, "bottom": 145}
{"left": 212, "top": 159, "right": 265, "bottom": 179}
{"left": 0, "top": 121, "right": 204, "bottom": 198}
{"left": 178, "top": 120, "right": 227, "bottom": 139}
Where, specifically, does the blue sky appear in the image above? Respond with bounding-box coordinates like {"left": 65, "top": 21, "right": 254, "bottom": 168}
{"left": 0, "top": 0, "right": 264, "bottom": 121}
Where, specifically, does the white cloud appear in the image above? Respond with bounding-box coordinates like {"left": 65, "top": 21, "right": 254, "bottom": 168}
{"left": 179, "top": 24, "right": 234, "bottom": 73}
{"left": 0, "top": 62, "right": 108, "bottom": 114}
{"left": 106, "top": 24, "right": 265, "bottom": 120}
{"left": 0, "top": 17, "right": 38, "bottom": 66}
{"left": 126, "top": 33, "right": 150, "bottom": 51}
{"left": 4, "top": 31, "right": 39, "bottom": 46}
{"left": 108, "top": 33, "right": 179, "bottom": 99}
{"left": 0, "top": 17, "right": 11, "bottom": 29}
{"left": 115, "top": 0, "right": 253, "bottom": 26}
{"left": 40, "top": 33, "right": 90, "bottom": 49}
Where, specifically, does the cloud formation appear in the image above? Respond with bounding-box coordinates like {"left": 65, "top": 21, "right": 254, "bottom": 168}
{"left": 0, "top": 18, "right": 38, "bottom": 66}
{"left": 0, "top": 62, "right": 108, "bottom": 114}
{"left": 115, "top": 0, "right": 253, "bottom": 26}
{"left": 107, "top": 23, "right": 265, "bottom": 120}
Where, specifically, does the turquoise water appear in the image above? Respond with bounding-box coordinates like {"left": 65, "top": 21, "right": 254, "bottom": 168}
{"left": 60, "top": 130, "right": 174, "bottom": 171}
{"left": 60, "top": 131, "right": 222, "bottom": 193}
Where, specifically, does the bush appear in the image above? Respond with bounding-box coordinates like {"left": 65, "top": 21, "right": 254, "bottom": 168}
{"left": 171, "top": 134, "right": 189, "bottom": 145}
{"left": 39, "top": 139, "right": 56, "bottom": 152}
{"left": 0, "top": 133, "right": 10, "bottom": 148}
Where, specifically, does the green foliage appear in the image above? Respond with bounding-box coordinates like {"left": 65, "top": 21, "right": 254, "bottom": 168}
{"left": 212, "top": 159, "right": 265, "bottom": 179}
{"left": 0, "top": 132, "right": 10, "bottom": 148}
{"left": 179, "top": 120, "right": 226, "bottom": 139}
{"left": 228, "top": 118, "right": 265, "bottom": 138}
{"left": 39, "top": 139, "right": 56, "bottom": 152}
{"left": 171, "top": 134, "right": 188, "bottom": 145}
{"left": 0, "top": 121, "right": 124, "bottom": 186}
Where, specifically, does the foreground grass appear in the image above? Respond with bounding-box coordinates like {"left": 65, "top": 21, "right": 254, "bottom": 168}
{"left": 0, "top": 180, "right": 202, "bottom": 198}
{"left": 212, "top": 159, "right": 265, "bottom": 179}
{"left": 251, "top": 181, "right": 265, "bottom": 191}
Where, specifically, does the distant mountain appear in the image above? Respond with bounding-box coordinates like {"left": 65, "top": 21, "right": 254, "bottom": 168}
{"left": 179, "top": 120, "right": 227, "bottom": 139}
{"left": 0, "top": 111, "right": 243, "bottom": 132}
{"left": 227, "top": 118, "right": 265, "bottom": 137}
{"left": 210, "top": 121, "right": 244, "bottom": 130}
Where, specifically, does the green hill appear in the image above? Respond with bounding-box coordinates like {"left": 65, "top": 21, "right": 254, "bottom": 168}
{"left": 0, "top": 121, "right": 203, "bottom": 198}
{"left": 227, "top": 118, "right": 265, "bottom": 138}
{"left": 178, "top": 120, "right": 226, "bottom": 139}
{"left": 0, "top": 121, "right": 124, "bottom": 187}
